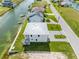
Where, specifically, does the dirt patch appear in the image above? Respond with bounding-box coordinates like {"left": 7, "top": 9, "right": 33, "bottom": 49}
{"left": 9, "top": 52, "right": 68, "bottom": 59}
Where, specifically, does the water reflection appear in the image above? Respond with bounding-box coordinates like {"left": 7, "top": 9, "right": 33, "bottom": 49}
{"left": 0, "top": 0, "right": 34, "bottom": 55}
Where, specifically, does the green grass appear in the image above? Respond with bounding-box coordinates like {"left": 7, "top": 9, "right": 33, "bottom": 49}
{"left": 0, "top": 0, "right": 2, "bottom": 2}
{"left": 48, "top": 15, "right": 58, "bottom": 22}
{"left": 76, "top": 1, "right": 79, "bottom": 4}
{"left": 53, "top": 3, "right": 79, "bottom": 37}
{"left": 54, "top": 34, "right": 66, "bottom": 39}
{"left": 9, "top": 42, "right": 77, "bottom": 59}
{"left": 49, "top": 42, "right": 77, "bottom": 59}
{"left": 44, "top": 13, "right": 58, "bottom": 22}
{"left": 45, "top": 18, "right": 50, "bottom": 22}
{"left": 12, "top": 0, "right": 23, "bottom": 5}
{"left": 44, "top": 5, "right": 52, "bottom": 13}
{"left": 14, "top": 20, "right": 28, "bottom": 52}
{"left": 47, "top": 24, "right": 62, "bottom": 31}
{"left": 0, "top": 7, "right": 11, "bottom": 16}
{"left": 24, "top": 42, "right": 50, "bottom": 51}
{"left": 32, "top": 1, "right": 47, "bottom": 8}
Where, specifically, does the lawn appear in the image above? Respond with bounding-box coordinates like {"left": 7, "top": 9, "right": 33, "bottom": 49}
{"left": 24, "top": 42, "right": 50, "bottom": 51}
{"left": 12, "top": 0, "right": 23, "bottom": 5}
{"left": 53, "top": 3, "right": 79, "bottom": 37}
{"left": 14, "top": 19, "right": 28, "bottom": 52}
{"left": 76, "top": 1, "right": 79, "bottom": 3}
{"left": 49, "top": 42, "right": 77, "bottom": 59}
{"left": 0, "top": 0, "right": 23, "bottom": 16}
{"left": 32, "top": 0, "right": 47, "bottom": 8}
{"left": 45, "top": 18, "right": 50, "bottom": 22}
{"left": 0, "top": 0, "right": 2, "bottom": 2}
{"left": 0, "top": 7, "right": 11, "bottom": 16}
{"left": 47, "top": 24, "right": 62, "bottom": 31}
{"left": 13, "top": 42, "right": 77, "bottom": 59}
{"left": 44, "top": 13, "right": 58, "bottom": 22}
{"left": 54, "top": 34, "right": 66, "bottom": 39}
{"left": 44, "top": 5, "right": 52, "bottom": 13}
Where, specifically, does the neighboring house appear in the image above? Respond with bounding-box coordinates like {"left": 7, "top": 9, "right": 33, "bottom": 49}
{"left": 60, "top": 0, "right": 74, "bottom": 7}
{"left": 37, "top": 0, "right": 42, "bottom": 1}
{"left": 29, "top": 12, "right": 44, "bottom": 22}
{"left": 53, "top": 0, "right": 58, "bottom": 2}
{"left": 23, "top": 23, "right": 49, "bottom": 45}
{"left": 28, "top": 7, "right": 45, "bottom": 22}
{"left": 32, "top": 7, "right": 45, "bottom": 12}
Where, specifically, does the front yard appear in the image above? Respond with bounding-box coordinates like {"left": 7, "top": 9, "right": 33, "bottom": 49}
{"left": 54, "top": 34, "right": 66, "bottom": 39}
{"left": 47, "top": 24, "right": 62, "bottom": 31}
{"left": 44, "top": 13, "right": 58, "bottom": 22}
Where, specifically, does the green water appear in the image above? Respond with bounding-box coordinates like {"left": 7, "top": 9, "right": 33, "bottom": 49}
{"left": 0, "top": 0, "right": 34, "bottom": 58}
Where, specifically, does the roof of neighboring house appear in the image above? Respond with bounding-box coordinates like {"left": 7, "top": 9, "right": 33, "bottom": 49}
{"left": 32, "top": 7, "right": 45, "bottom": 12}
{"left": 23, "top": 23, "right": 49, "bottom": 35}
{"left": 29, "top": 11, "right": 43, "bottom": 18}
{"left": 61, "top": 1, "right": 72, "bottom": 5}
{"left": 29, "top": 12, "right": 44, "bottom": 22}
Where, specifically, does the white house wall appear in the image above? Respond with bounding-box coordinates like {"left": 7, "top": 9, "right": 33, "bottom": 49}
{"left": 28, "top": 35, "right": 49, "bottom": 42}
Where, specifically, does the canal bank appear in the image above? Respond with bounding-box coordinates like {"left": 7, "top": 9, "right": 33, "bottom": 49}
{"left": 0, "top": 0, "right": 34, "bottom": 59}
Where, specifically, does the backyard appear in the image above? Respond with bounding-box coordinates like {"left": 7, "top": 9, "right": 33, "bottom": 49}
{"left": 13, "top": 19, "right": 28, "bottom": 52}
{"left": 9, "top": 42, "right": 77, "bottom": 59}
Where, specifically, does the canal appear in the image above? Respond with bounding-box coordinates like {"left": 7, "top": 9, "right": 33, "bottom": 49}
{"left": 0, "top": 0, "right": 34, "bottom": 58}
{"left": 71, "top": 3, "right": 79, "bottom": 11}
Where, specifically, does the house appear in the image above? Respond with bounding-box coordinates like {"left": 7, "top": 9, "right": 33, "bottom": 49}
{"left": 29, "top": 11, "right": 44, "bottom": 22}
{"left": 32, "top": 7, "right": 45, "bottom": 12}
{"left": 53, "top": 0, "right": 58, "bottom": 3}
{"left": 60, "top": 0, "right": 74, "bottom": 7}
{"left": 23, "top": 23, "right": 49, "bottom": 45}
{"left": 2, "top": 0, "right": 13, "bottom": 7}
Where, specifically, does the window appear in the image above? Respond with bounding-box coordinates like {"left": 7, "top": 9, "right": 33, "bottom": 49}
{"left": 36, "top": 39, "right": 37, "bottom": 41}
{"left": 38, "top": 35, "right": 40, "bottom": 37}
{"left": 31, "top": 35, "right": 32, "bottom": 37}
